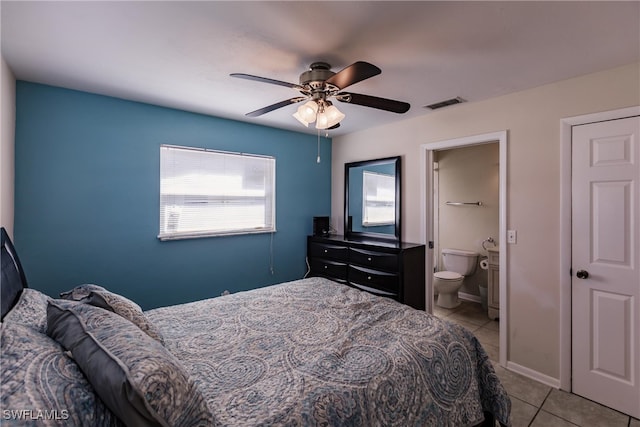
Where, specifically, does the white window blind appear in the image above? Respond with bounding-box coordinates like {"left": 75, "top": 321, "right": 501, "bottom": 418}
{"left": 362, "top": 171, "right": 395, "bottom": 226}
{"left": 159, "top": 145, "right": 275, "bottom": 240}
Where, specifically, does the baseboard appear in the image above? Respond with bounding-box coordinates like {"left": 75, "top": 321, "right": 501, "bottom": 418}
{"left": 506, "top": 361, "right": 561, "bottom": 389}
{"left": 458, "top": 292, "right": 481, "bottom": 304}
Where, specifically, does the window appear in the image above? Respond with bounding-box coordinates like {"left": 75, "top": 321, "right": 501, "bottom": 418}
{"left": 362, "top": 171, "right": 395, "bottom": 226}
{"left": 159, "top": 145, "right": 275, "bottom": 240}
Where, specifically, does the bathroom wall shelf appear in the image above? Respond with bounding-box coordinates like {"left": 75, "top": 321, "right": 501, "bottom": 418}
{"left": 445, "top": 201, "right": 483, "bottom": 206}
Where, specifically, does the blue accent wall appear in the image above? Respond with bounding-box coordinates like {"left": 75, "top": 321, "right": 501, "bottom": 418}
{"left": 14, "top": 82, "right": 331, "bottom": 309}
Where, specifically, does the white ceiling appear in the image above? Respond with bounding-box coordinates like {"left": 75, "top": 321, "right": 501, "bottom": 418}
{"left": 2, "top": 1, "right": 639, "bottom": 136}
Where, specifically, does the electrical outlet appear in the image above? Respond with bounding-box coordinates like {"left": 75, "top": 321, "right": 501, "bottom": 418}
{"left": 507, "top": 230, "right": 517, "bottom": 244}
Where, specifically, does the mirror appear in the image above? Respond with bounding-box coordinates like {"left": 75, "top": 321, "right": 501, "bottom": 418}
{"left": 344, "top": 156, "right": 401, "bottom": 241}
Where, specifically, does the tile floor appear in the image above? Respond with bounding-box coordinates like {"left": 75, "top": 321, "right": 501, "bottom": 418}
{"left": 433, "top": 299, "right": 640, "bottom": 427}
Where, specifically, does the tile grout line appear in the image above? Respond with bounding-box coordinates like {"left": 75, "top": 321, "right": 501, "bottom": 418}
{"left": 527, "top": 388, "right": 552, "bottom": 427}
{"left": 533, "top": 389, "right": 588, "bottom": 427}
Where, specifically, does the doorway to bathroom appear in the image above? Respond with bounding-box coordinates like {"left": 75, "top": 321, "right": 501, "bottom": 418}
{"left": 420, "top": 131, "right": 508, "bottom": 366}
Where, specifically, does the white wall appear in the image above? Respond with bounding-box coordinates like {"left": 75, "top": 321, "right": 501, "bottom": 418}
{"left": 331, "top": 62, "right": 640, "bottom": 381}
{"left": 1, "top": 55, "right": 16, "bottom": 238}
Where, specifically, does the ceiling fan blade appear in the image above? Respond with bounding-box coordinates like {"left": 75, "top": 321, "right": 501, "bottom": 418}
{"left": 337, "top": 92, "right": 410, "bottom": 114}
{"left": 246, "top": 97, "right": 307, "bottom": 117}
{"left": 325, "top": 61, "right": 381, "bottom": 90}
{"left": 231, "top": 73, "right": 302, "bottom": 90}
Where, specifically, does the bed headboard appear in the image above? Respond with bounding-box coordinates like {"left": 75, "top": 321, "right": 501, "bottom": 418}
{"left": 1, "top": 227, "right": 28, "bottom": 320}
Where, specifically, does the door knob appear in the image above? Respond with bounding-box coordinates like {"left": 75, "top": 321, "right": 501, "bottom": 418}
{"left": 576, "top": 270, "right": 589, "bottom": 279}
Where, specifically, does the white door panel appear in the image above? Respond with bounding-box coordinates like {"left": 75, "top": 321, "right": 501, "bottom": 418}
{"left": 572, "top": 116, "right": 640, "bottom": 418}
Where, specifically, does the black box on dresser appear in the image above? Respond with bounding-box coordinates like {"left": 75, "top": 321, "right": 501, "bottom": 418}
{"left": 307, "top": 235, "right": 426, "bottom": 310}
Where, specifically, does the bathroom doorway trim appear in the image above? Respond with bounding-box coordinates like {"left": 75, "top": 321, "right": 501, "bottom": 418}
{"left": 420, "top": 130, "right": 508, "bottom": 366}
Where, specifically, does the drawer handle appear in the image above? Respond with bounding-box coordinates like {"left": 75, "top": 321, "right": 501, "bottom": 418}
{"left": 324, "top": 249, "right": 328, "bottom": 253}
{"left": 367, "top": 276, "right": 372, "bottom": 280}
{"left": 324, "top": 265, "right": 328, "bottom": 269}
{"left": 367, "top": 257, "right": 372, "bottom": 261}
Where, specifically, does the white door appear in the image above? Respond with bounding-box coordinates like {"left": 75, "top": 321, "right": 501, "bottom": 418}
{"left": 572, "top": 115, "right": 640, "bottom": 418}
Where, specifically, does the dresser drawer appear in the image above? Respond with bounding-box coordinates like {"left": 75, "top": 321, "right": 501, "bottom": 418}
{"left": 308, "top": 241, "right": 348, "bottom": 261}
{"left": 349, "top": 247, "right": 399, "bottom": 271}
{"left": 349, "top": 265, "right": 399, "bottom": 294}
{"left": 310, "top": 258, "right": 348, "bottom": 281}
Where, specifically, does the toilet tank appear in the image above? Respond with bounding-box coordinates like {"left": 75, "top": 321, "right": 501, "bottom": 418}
{"left": 442, "top": 248, "right": 479, "bottom": 275}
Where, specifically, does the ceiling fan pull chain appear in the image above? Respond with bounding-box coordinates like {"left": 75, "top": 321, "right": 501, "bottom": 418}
{"left": 317, "top": 128, "right": 321, "bottom": 163}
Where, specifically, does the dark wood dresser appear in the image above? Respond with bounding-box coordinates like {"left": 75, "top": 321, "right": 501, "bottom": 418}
{"left": 307, "top": 235, "right": 426, "bottom": 310}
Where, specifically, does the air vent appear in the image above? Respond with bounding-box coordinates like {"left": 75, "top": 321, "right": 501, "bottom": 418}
{"left": 425, "top": 97, "right": 466, "bottom": 110}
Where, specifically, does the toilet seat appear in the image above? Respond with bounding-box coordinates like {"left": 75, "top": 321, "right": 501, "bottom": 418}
{"left": 434, "top": 271, "right": 463, "bottom": 281}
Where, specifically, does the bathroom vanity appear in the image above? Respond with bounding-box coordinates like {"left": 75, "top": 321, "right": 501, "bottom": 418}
{"left": 487, "top": 247, "right": 500, "bottom": 320}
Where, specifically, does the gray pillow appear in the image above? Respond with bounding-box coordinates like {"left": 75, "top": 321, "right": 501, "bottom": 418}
{"left": 46, "top": 300, "right": 214, "bottom": 427}
{"left": 1, "top": 321, "right": 122, "bottom": 426}
{"left": 2, "top": 288, "right": 51, "bottom": 333}
{"left": 59, "top": 283, "right": 107, "bottom": 299}
{"left": 60, "top": 284, "right": 164, "bottom": 345}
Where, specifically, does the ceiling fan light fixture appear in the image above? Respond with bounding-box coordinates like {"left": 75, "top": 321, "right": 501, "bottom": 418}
{"left": 315, "top": 111, "right": 329, "bottom": 129}
{"left": 293, "top": 101, "right": 318, "bottom": 126}
{"left": 293, "top": 111, "right": 310, "bottom": 127}
{"left": 319, "top": 104, "right": 345, "bottom": 129}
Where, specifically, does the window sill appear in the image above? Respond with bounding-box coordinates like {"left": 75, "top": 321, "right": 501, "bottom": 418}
{"left": 158, "top": 228, "right": 276, "bottom": 241}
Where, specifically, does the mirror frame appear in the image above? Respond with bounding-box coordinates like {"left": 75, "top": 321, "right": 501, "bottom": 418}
{"left": 344, "top": 156, "right": 401, "bottom": 242}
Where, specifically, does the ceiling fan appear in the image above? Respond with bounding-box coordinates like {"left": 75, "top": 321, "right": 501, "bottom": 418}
{"left": 231, "top": 61, "right": 410, "bottom": 130}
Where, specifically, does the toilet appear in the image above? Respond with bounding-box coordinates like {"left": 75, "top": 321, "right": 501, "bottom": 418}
{"left": 434, "top": 248, "right": 479, "bottom": 308}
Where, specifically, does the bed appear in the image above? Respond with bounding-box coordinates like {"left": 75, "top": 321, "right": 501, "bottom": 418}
{"left": 1, "top": 227, "right": 511, "bottom": 426}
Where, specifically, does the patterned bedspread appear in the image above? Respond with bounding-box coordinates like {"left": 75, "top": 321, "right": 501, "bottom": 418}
{"left": 146, "top": 277, "right": 511, "bottom": 426}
